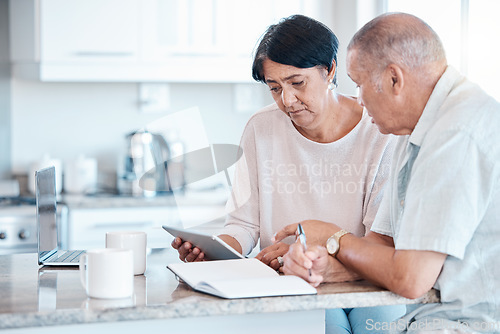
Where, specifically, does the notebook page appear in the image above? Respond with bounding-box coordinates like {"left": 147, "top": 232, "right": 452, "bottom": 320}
{"left": 197, "top": 275, "right": 317, "bottom": 299}
{"left": 168, "top": 258, "right": 278, "bottom": 287}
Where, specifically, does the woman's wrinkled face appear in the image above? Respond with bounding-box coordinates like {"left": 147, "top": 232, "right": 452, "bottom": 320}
{"left": 262, "top": 59, "right": 332, "bottom": 130}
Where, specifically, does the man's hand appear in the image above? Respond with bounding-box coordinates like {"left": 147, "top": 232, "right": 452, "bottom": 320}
{"left": 273, "top": 220, "right": 340, "bottom": 247}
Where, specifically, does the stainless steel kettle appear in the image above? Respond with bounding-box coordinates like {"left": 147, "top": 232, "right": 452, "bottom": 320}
{"left": 117, "top": 130, "right": 181, "bottom": 196}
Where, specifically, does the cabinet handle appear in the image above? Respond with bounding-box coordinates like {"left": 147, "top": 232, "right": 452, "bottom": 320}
{"left": 72, "top": 51, "right": 134, "bottom": 57}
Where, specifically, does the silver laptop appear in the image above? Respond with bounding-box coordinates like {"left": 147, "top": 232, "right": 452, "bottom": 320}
{"left": 36, "top": 166, "right": 85, "bottom": 266}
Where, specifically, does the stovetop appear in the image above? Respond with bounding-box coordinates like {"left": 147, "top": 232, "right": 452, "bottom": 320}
{"left": 0, "top": 198, "right": 38, "bottom": 254}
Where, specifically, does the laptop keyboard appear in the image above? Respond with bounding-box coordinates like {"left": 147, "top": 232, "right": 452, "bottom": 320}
{"left": 47, "top": 250, "right": 85, "bottom": 263}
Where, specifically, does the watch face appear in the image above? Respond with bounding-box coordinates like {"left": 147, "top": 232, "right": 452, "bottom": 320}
{"left": 326, "top": 237, "right": 339, "bottom": 255}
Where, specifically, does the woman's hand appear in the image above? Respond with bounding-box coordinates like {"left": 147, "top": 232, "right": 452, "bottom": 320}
{"left": 273, "top": 220, "right": 340, "bottom": 247}
{"left": 171, "top": 237, "right": 206, "bottom": 262}
{"left": 255, "top": 242, "right": 290, "bottom": 272}
{"left": 171, "top": 234, "right": 242, "bottom": 263}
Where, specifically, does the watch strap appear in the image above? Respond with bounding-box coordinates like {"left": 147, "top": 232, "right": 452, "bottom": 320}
{"left": 334, "top": 229, "right": 350, "bottom": 243}
{"left": 331, "top": 229, "right": 350, "bottom": 256}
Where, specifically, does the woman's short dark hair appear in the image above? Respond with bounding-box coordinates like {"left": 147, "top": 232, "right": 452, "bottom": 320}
{"left": 252, "top": 14, "right": 339, "bottom": 84}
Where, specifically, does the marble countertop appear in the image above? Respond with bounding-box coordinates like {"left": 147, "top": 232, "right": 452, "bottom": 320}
{"left": 0, "top": 249, "right": 439, "bottom": 330}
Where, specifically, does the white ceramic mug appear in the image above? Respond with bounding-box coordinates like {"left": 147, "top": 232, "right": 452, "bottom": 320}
{"left": 106, "top": 231, "right": 147, "bottom": 275}
{"left": 79, "top": 248, "right": 134, "bottom": 299}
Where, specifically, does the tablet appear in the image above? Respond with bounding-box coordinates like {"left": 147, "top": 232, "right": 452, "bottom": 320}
{"left": 162, "top": 225, "right": 245, "bottom": 260}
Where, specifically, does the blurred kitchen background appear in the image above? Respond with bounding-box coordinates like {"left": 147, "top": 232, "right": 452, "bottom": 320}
{"left": 0, "top": 0, "right": 498, "bottom": 254}
{"left": 1, "top": 0, "right": 357, "bottom": 191}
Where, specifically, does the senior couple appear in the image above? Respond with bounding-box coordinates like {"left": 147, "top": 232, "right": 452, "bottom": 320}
{"left": 172, "top": 12, "right": 500, "bottom": 334}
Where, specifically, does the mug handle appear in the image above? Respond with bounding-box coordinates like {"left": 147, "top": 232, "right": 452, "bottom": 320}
{"left": 79, "top": 253, "right": 88, "bottom": 288}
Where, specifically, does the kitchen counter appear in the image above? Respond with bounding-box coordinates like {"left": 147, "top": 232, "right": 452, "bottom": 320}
{"left": 0, "top": 249, "right": 440, "bottom": 333}
{"left": 61, "top": 188, "right": 230, "bottom": 209}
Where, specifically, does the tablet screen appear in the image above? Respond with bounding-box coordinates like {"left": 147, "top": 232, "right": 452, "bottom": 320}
{"left": 163, "top": 226, "right": 245, "bottom": 260}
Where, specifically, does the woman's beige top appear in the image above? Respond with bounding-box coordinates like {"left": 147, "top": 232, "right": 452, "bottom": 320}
{"left": 222, "top": 103, "right": 396, "bottom": 255}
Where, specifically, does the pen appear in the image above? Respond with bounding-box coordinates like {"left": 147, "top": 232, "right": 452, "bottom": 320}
{"left": 296, "top": 224, "right": 312, "bottom": 277}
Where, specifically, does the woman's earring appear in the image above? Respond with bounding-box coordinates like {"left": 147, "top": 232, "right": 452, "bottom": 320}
{"left": 328, "top": 80, "right": 336, "bottom": 90}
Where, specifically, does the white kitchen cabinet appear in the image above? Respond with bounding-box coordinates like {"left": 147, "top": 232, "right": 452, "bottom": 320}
{"left": 137, "top": 0, "right": 306, "bottom": 82}
{"left": 40, "top": 0, "right": 139, "bottom": 63}
{"left": 65, "top": 204, "right": 226, "bottom": 250}
{"left": 65, "top": 206, "right": 176, "bottom": 250}
{"left": 10, "top": 0, "right": 141, "bottom": 81}
{"left": 9, "top": 0, "right": 327, "bottom": 82}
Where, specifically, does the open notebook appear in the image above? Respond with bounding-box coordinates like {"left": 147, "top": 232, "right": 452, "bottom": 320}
{"left": 167, "top": 258, "right": 317, "bottom": 299}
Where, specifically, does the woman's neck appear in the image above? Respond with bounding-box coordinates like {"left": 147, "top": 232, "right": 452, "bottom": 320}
{"left": 294, "top": 93, "right": 363, "bottom": 143}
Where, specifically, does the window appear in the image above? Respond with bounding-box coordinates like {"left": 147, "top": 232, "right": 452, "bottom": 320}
{"left": 385, "top": 0, "right": 500, "bottom": 101}
{"left": 468, "top": 0, "right": 500, "bottom": 101}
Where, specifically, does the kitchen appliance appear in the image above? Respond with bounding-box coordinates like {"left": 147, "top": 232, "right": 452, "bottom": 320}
{"left": 117, "top": 130, "right": 184, "bottom": 196}
{"left": 0, "top": 180, "right": 20, "bottom": 197}
{"left": 0, "top": 197, "right": 68, "bottom": 255}
{"left": 64, "top": 155, "right": 98, "bottom": 194}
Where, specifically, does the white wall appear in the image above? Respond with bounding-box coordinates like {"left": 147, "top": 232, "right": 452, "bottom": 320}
{"left": 10, "top": 79, "right": 271, "bottom": 178}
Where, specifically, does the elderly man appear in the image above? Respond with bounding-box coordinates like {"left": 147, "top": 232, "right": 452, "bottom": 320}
{"left": 276, "top": 13, "right": 500, "bottom": 333}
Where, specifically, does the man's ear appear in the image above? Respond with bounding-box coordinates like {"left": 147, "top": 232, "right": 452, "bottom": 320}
{"left": 388, "top": 64, "right": 404, "bottom": 95}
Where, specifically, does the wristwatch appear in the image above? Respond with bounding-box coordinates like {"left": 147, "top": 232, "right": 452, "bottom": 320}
{"left": 326, "top": 230, "right": 351, "bottom": 257}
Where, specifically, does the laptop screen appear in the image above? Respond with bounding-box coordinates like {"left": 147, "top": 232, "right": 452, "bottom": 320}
{"left": 35, "top": 166, "right": 58, "bottom": 261}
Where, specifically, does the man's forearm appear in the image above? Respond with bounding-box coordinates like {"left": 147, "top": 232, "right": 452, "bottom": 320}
{"left": 322, "top": 255, "right": 362, "bottom": 282}
{"left": 336, "top": 233, "right": 446, "bottom": 299}
{"left": 337, "top": 234, "right": 398, "bottom": 288}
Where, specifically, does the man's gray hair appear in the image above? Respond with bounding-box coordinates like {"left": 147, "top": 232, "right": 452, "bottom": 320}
{"left": 348, "top": 12, "right": 446, "bottom": 78}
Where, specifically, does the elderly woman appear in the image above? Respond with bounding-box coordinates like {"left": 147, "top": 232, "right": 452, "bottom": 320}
{"left": 172, "top": 15, "right": 404, "bottom": 333}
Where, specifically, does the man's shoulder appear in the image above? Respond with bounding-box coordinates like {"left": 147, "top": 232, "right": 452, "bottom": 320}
{"left": 437, "top": 81, "right": 500, "bottom": 142}
{"left": 423, "top": 82, "right": 500, "bottom": 163}
{"left": 445, "top": 77, "right": 499, "bottom": 115}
